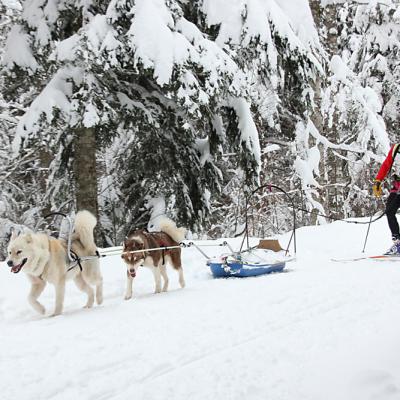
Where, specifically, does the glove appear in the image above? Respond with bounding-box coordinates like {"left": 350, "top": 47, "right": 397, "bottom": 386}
{"left": 372, "top": 179, "right": 382, "bottom": 197}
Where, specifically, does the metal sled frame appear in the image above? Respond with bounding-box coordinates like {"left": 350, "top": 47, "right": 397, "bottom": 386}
{"left": 240, "top": 183, "right": 297, "bottom": 256}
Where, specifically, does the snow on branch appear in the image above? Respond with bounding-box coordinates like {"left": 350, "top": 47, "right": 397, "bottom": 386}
{"left": 326, "top": 55, "right": 390, "bottom": 157}
{"left": 13, "top": 66, "right": 83, "bottom": 151}
{"left": 2, "top": 25, "right": 38, "bottom": 72}
{"left": 127, "top": 0, "right": 180, "bottom": 85}
{"left": 122, "top": 0, "right": 243, "bottom": 94}
{"left": 201, "top": 0, "right": 322, "bottom": 70}
{"left": 228, "top": 97, "right": 261, "bottom": 171}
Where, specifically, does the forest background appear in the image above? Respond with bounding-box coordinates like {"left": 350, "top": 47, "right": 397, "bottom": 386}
{"left": 1, "top": 0, "right": 398, "bottom": 255}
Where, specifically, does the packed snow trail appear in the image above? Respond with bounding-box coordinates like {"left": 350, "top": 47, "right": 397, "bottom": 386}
{"left": 1, "top": 218, "right": 400, "bottom": 400}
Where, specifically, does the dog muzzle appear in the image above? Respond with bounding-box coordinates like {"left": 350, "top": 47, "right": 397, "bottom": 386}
{"left": 8, "top": 258, "right": 28, "bottom": 274}
{"left": 129, "top": 268, "right": 136, "bottom": 278}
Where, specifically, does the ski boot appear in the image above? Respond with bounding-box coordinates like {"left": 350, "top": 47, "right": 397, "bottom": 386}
{"left": 384, "top": 239, "right": 400, "bottom": 256}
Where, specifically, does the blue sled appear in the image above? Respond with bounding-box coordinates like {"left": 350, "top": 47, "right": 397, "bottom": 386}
{"left": 208, "top": 260, "right": 286, "bottom": 278}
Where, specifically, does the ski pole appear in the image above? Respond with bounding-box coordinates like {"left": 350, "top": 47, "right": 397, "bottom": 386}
{"left": 362, "top": 213, "right": 374, "bottom": 253}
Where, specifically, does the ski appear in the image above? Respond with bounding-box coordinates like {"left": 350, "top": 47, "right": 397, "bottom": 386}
{"left": 331, "top": 254, "right": 400, "bottom": 262}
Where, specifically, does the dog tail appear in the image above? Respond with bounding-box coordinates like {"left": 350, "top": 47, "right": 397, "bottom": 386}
{"left": 74, "top": 210, "right": 97, "bottom": 251}
{"left": 158, "top": 217, "right": 186, "bottom": 243}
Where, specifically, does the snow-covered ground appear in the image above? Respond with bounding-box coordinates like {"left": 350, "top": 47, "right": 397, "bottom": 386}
{"left": 1, "top": 218, "right": 400, "bottom": 400}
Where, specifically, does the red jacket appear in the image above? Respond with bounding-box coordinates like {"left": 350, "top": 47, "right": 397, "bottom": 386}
{"left": 376, "top": 144, "right": 400, "bottom": 181}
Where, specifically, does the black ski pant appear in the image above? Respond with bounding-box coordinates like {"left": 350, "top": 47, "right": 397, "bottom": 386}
{"left": 386, "top": 192, "right": 400, "bottom": 240}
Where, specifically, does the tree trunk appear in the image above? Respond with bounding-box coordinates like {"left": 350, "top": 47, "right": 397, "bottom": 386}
{"left": 309, "top": 0, "right": 322, "bottom": 28}
{"left": 310, "top": 0, "right": 343, "bottom": 219}
{"left": 38, "top": 145, "right": 53, "bottom": 217}
{"left": 309, "top": 0, "right": 323, "bottom": 135}
{"left": 73, "top": 127, "right": 100, "bottom": 239}
{"left": 309, "top": 0, "right": 326, "bottom": 222}
{"left": 324, "top": 3, "right": 339, "bottom": 57}
{"left": 322, "top": 3, "right": 341, "bottom": 217}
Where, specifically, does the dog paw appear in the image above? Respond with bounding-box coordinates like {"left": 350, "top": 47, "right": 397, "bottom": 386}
{"left": 84, "top": 296, "right": 94, "bottom": 308}
{"left": 31, "top": 301, "right": 46, "bottom": 315}
{"left": 50, "top": 311, "right": 61, "bottom": 317}
{"left": 124, "top": 295, "right": 132, "bottom": 300}
{"left": 37, "top": 305, "right": 46, "bottom": 315}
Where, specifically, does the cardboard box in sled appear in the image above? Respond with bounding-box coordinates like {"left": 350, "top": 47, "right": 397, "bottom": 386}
{"left": 257, "top": 239, "right": 284, "bottom": 252}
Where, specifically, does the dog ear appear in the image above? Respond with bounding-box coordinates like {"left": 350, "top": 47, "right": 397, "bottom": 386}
{"left": 10, "top": 228, "right": 18, "bottom": 241}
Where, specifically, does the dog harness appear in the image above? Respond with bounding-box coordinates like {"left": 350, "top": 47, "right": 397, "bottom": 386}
{"left": 67, "top": 250, "right": 83, "bottom": 272}
{"left": 67, "top": 250, "right": 100, "bottom": 272}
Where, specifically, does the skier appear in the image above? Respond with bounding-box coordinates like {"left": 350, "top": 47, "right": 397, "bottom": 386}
{"left": 373, "top": 143, "right": 400, "bottom": 255}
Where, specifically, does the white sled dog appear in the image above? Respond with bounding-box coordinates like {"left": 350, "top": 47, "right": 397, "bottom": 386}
{"left": 121, "top": 217, "right": 186, "bottom": 299}
{"left": 6, "top": 210, "right": 103, "bottom": 316}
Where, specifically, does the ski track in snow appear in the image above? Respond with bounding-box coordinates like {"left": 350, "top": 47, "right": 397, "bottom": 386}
{"left": 1, "top": 219, "right": 400, "bottom": 400}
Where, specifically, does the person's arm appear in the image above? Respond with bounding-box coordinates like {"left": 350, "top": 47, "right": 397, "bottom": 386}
{"left": 376, "top": 144, "right": 398, "bottom": 182}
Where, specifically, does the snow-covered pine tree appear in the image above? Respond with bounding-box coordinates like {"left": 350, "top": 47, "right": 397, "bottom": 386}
{"left": 317, "top": 0, "right": 400, "bottom": 219}
{"left": 88, "top": 0, "right": 265, "bottom": 238}
{"left": 0, "top": 0, "right": 36, "bottom": 258}
{"left": 0, "top": 1, "right": 25, "bottom": 225}
{"left": 1, "top": 1, "right": 102, "bottom": 225}
{"left": 195, "top": 0, "right": 325, "bottom": 236}
{"left": 278, "top": 0, "right": 400, "bottom": 227}
{"left": 1, "top": 0, "right": 264, "bottom": 241}
{"left": 6, "top": 0, "right": 395, "bottom": 241}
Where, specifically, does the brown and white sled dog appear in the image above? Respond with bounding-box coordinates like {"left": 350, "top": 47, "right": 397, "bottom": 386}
{"left": 121, "top": 218, "right": 186, "bottom": 299}
{"left": 6, "top": 210, "right": 103, "bottom": 316}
